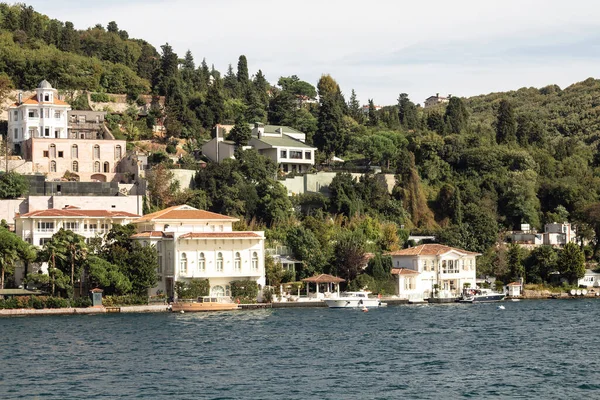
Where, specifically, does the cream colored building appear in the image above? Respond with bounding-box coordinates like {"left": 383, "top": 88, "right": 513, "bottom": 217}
{"left": 15, "top": 206, "right": 140, "bottom": 247}
{"left": 131, "top": 205, "right": 265, "bottom": 298}
{"left": 387, "top": 244, "right": 479, "bottom": 301}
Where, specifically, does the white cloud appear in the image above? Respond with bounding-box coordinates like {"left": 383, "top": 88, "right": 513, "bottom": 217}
{"left": 24, "top": 0, "right": 600, "bottom": 104}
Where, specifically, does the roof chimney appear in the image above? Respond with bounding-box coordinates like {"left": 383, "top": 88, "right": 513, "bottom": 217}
{"left": 17, "top": 92, "right": 22, "bottom": 105}
{"left": 436, "top": 93, "right": 439, "bottom": 97}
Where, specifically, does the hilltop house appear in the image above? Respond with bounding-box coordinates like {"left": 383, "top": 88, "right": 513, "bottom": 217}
{"left": 130, "top": 205, "right": 265, "bottom": 298}
{"left": 202, "top": 123, "right": 316, "bottom": 174}
{"left": 510, "top": 222, "right": 577, "bottom": 248}
{"left": 424, "top": 93, "right": 451, "bottom": 108}
{"left": 386, "top": 244, "right": 479, "bottom": 300}
{"left": 7, "top": 80, "right": 126, "bottom": 182}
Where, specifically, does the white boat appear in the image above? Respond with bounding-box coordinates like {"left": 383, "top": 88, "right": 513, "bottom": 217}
{"left": 323, "top": 291, "right": 386, "bottom": 308}
{"left": 458, "top": 288, "right": 506, "bottom": 303}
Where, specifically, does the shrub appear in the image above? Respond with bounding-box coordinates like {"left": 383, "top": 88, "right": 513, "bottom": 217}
{"left": 91, "top": 92, "right": 111, "bottom": 102}
{"left": 71, "top": 297, "right": 92, "bottom": 308}
{"left": 32, "top": 296, "right": 47, "bottom": 309}
{"left": 175, "top": 279, "right": 210, "bottom": 299}
{"left": 103, "top": 294, "right": 147, "bottom": 306}
{"left": 262, "top": 287, "right": 274, "bottom": 303}
{"left": 230, "top": 280, "right": 258, "bottom": 303}
{"left": 45, "top": 297, "right": 69, "bottom": 308}
{"left": 165, "top": 144, "right": 177, "bottom": 154}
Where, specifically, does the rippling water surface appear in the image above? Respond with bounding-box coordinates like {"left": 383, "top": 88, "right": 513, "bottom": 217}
{"left": 1, "top": 299, "right": 600, "bottom": 399}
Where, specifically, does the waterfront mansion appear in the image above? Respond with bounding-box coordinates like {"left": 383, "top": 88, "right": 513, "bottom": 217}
{"left": 131, "top": 205, "right": 265, "bottom": 299}
{"left": 386, "top": 244, "right": 479, "bottom": 301}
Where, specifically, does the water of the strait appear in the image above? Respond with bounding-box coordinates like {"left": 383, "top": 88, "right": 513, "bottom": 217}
{"left": 1, "top": 299, "right": 599, "bottom": 399}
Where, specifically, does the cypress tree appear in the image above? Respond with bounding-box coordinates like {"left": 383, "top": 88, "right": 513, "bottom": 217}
{"left": 237, "top": 55, "right": 249, "bottom": 88}
{"left": 367, "top": 99, "right": 378, "bottom": 126}
{"left": 315, "top": 75, "right": 346, "bottom": 158}
{"left": 444, "top": 97, "right": 469, "bottom": 134}
{"left": 495, "top": 99, "right": 517, "bottom": 144}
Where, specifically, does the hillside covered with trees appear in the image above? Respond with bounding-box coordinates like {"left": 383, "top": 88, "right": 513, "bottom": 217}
{"left": 1, "top": 3, "right": 599, "bottom": 290}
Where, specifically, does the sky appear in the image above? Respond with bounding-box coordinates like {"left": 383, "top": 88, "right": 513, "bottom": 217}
{"left": 23, "top": 0, "right": 600, "bottom": 106}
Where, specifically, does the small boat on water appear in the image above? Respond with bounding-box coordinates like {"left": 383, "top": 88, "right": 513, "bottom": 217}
{"left": 458, "top": 288, "right": 506, "bottom": 303}
{"left": 323, "top": 291, "right": 387, "bottom": 308}
{"left": 170, "top": 296, "right": 241, "bottom": 313}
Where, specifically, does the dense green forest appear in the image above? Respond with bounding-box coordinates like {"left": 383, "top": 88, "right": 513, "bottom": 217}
{"left": 0, "top": 3, "right": 598, "bottom": 289}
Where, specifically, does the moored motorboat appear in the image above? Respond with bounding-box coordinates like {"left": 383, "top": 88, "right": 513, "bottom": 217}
{"left": 323, "top": 291, "right": 387, "bottom": 308}
{"left": 170, "top": 296, "right": 241, "bottom": 313}
{"left": 458, "top": 288, "right": 506, "bottom": 303}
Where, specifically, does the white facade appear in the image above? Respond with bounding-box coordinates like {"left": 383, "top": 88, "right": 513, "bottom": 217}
{"left": 8, "top": 80, "right": 71, "bottom": 151}
{"left": 15, "top": 207, "right": 140, "bottom": 247}
{"left": 131, "top": 205, "right": 265, "bottom": 298}
{"left": 387, "top": 244, "right": 479, "bottom": 300}
{"left": 578, "top": 269, "right": 600, "bottom": 288}
{"left": 511, "top": 222, "right": 577, "bottom": 248}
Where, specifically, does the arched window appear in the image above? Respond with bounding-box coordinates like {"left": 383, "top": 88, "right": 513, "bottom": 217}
{"left": 93, "top": 144, "right": 100, "bottom": 159}
{"left": 211, "top": 285, "right": 225, "bottom": 297}
{"left": 252, "top": 252, "right": 258, "bottom": 271}
{"left": 103, "top": 161, "right": 110, "bottom": 173}
{"left": 72, "top": 161, "right": 78, "bottom": 172}
{"left": 49, "top": 144, "right": 56, "bottom": 158}
{"left": 180, "top": 253, "right": 187, "bottom": 274}
{"left": 94, "top": 161, "right": 100, "bottom": 172}
{"left": 115, "top": 145, "right": 122, "bottom": 160}
{"left": 234, "top": 252, "right": 241, "bottom": 271}
{"left": 216, "top": 252, "right": 223, "bottom": 272}
{"left": 50, "top": 160, "right": 56, "bottom": 172}
{"left": 198, "top": 252, "right": 205, "bottom": 272}
{"left": 71, "top": 144, "right": 78, "bottom": 158}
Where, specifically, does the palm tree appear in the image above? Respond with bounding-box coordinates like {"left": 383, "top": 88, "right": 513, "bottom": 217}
{"left": 43, "top": 229, "right": 88, "bottom": 297}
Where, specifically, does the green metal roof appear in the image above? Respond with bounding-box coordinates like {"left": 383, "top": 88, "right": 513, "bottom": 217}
{"left": 255, "top": 135, "right": 315, "bottom": 148}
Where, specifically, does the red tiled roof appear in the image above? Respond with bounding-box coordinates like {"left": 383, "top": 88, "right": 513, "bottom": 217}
{"left": 12, "top": 94, "right": 70, "bottom": 107}
{"left": 179, "top": 232, "right": 262, "bottom": 239}
{"left": 508, "top": 281, "right": 522, "bottom": 286}
{"left": 18, "top": 209, "right": 140, "bottom": 218}
{"left": 131, "top": 231, "right": 173, "bottom": 239}
{"left": 385, "top": 244, "right": 480, "bottom": 257}
{"left": 391, "top": 268, "right": 420, "bottom": 275}
{"left": 301, "top": 274, "right": 345, "bottom": 283}
{"left": 134, "top": 205, "right": 237, "bottom": 223}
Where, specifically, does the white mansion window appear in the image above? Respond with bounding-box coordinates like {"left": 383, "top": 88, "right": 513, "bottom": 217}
{"left": 180, "top": 253, "right": 188, "bottom": 274}
{"left": 37, "top": 222, "right": 54, "bottom": 232}
{"left": 49, "top": 144, "right": 56, "bottom": 158}
{"left": 198, "top": 252, "right": 205, "bottom": 272}
{"left": 93, "top": 145, "right": 100, "bottom": 159}
{"left": 234, "top": 252, "right": 241, "bottom": 271}
{"left": 50, "top": 161, "right": 56, "bottom": 172}
{"left": 64, "top": 222, "right": 79, "bottom": 231}
{"left": 252, "top": 252, "right": 258, "bottom": 271}
{"left": 94, "top": 161, "right": 100, "bottom": 172}
{"left": 115, "top": 145, "right": 122, "bottom": 160}
{"left": 216, "top": 252, "right": 223, "bottom": 272}
{"left": 71, "top": 144, "right": 78, "bottom": 158}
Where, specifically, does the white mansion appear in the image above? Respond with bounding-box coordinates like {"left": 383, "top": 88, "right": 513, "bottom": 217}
{"left": 131, "top": 205, "right": 265, "bottom": 298}
{"left": 387, "top": 244, "right": 479, "bottom": 301}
